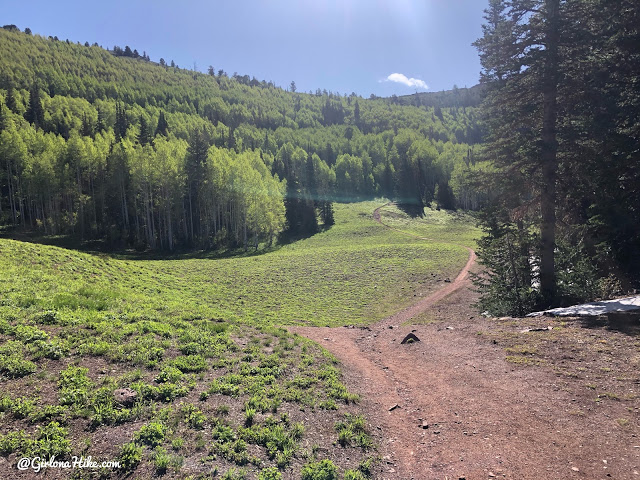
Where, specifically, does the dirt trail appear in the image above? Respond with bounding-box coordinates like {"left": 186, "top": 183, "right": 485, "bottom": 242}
{"left": 291, "top": 205, "right": 638, "bottom": 479}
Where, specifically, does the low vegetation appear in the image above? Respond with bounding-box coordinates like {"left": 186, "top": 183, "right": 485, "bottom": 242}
{"left": 0, "top": 201, "right": 478, "bottom": 477}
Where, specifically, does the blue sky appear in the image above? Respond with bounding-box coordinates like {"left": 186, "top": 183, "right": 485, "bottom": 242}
{"left": 3, "top": 0, "right": 486, "bottom": 97}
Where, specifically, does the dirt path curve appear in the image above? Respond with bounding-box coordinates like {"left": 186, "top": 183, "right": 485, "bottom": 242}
{"left": 290, "top": 204, "right": 623, "bottom": 479}
{"left": 371, "top": 203, "right": 477, "bottom": 325}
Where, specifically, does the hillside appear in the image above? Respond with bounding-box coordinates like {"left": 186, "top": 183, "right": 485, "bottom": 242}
{"left": 396, "top": 84, "right": 486, "bottom": 109}
{"left": 0, "top": 27, "right": 488, "bottom": 251}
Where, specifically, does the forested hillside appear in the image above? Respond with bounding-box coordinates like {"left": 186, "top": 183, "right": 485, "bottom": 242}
{"left": 0, "top": 27, "right": 485, "bottom": 251}
{"left": 397, "top": 84, "right": 486, "bottom": 109}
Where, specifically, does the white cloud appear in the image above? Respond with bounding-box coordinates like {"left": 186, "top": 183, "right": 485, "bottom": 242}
{"left": 384, "top": 73, "right": 429, "bottom": 90}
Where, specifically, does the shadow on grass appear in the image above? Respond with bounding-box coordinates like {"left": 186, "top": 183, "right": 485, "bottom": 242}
{"left": 578, "top": 311, "right": 640, "bottom": 337}
{"left": 0, "top": 223, "right": 333, "bottom": 261}
{"left": 396, "top": 202, "right": 425, "bottom": 218}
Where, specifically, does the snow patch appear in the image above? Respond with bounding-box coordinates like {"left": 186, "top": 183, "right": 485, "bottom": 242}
{"left": 527, "top": 295, "right": 640, "bottom": 317}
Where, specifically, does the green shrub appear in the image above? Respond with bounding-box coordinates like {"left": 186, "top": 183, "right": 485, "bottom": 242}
{"left": 59, "top": 365, "right": 93, "bottom": 406}
{"left": 134, "top": 422, "right": 166, "bottom": 447}
{"left": 31, "top": 421, "right": 72, "bottom": 458}
{"left": 0, "top": 431, "right": 31, "bottom": 455}
{"left": 301, "top": 459, "right": 339, "bottom": 480}
{"left": 172, "top": 354, "right": 207, "bottom": 373}
{"left": 221, "top": 468, "right": 247, "bottom": 480}
{"left": 334, "top": 414, "right": 372, "bottom": 449}
{"left": 0, "top": 355, "right": 37, "bottom": 377}
{"left": 152, "top": 446, "right": 170, "bottom": 474}
{"left": 155, "top": 365, "right": 183, "bottom": 383}
{"left": 244, "top": 407, "right": 256, "bottom": 426}
{"left": 36, "top": 310, "right": 59, "bottom": 325}
{"left": 181, "top": 403, "right": 206, "bottom": 429}
{"left": 258, "top": 467, "right": 282, "bottom": 480}
{"left": 119, "top": 442, "right": 143, "bottom": 471}
{"left": 14, "top": 325, "right": 49, "bottom": 343}
{"left": 33, "top": 339, "right": 68, "bottom": 360}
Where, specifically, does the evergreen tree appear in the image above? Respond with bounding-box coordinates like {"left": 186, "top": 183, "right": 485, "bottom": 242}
{"left": 154, "top": 111, "right": 168, "bottom": 137}
{"left": 354, "top": 100, "right": 360, "bottom": 127}
{"left": 25, "top": 83, "right": 44, "bottom": 128}
{"left": 185, "top": 128, "right": 210, "bottom": 244}
{"left": 4, "top": 87, "right": 17, "bottom": 113}
{"left": 81, "top": 112, "right": 93, "bottom": 137}
{"left": 138, "top": 116, "right": 150, "bottom": 145}
{"left": 96, "top": 108, "right": 107, "bottom": 133}
{"left": 0, "top": 101, "right": 6, "bottom": 132}
{"left": 114, "top": 101, "right": 128, "bottom": 141}
{"left": 472, "top": 0, "right": 640, "bottom": 311}
{"left": 473, "top": 0, "right": 563, "bottom": 308}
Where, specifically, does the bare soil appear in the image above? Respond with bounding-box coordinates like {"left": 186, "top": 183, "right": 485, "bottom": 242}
{"left": 291, "top": 207, "right": 640, "bottom": 480}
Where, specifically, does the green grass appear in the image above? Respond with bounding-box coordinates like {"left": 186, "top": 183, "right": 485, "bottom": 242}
{"left": 0, "top": 201, "right": 477, "bottom": 478}
{"left": 0, "top": 201, "right": 473, "bottom": 327}
{"left": 377, "top": 202, "right": 480, "bottom": 249}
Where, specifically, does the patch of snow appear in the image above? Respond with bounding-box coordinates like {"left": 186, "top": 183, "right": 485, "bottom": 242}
{"left": 527, "top": 295, "right": 640, "bottom": 317}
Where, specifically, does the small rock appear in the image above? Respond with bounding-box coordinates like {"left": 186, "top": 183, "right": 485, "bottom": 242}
{"left": 444, "top": 278, "right": 451, "bottom": 283}
{"left": 446, "top": 326, "right": 455, "bottom": 330}
{"left": 113, "top": 388, "right": 137, "bottom": 406}
{"left": 388, "top": 404, "right": 400, "bottom": 411}
{"left": 401, "top": 333, "right": 420, "bottom": 344}
{"left": 388, "top": 325, "right": 394, "bottom": 329}
{"left": 421, "top": 421, "right": 429, "bottom": 429}
{"left": 488, "top": 473, "right": 496, "bottom": 478}
{"left": 571, "top": 467, "right": 580, "bottom": 472}
{"left": 323, "top": 337, "right": 330, "bottom": 341}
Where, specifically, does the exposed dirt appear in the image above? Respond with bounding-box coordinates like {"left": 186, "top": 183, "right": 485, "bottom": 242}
{"left": 290, "top": 206, "right": 640, "bottom": 479}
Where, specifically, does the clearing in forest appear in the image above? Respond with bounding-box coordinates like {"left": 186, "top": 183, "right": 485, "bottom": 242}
{"left": 0, "top": 201, "right": 478, "bottom": 479}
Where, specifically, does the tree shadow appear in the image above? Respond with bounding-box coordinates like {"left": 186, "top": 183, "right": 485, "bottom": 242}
{"left": 396, "top": 202, "right": 425, "bottom": 218}
{"left": 0, "top": 228, "right": 286, "bottom": 261}
{"left": 0, "top": 223, "right": 334, "bottom": 262}
{"left": 577, "top": 311, "right": 640, "bottom": 337}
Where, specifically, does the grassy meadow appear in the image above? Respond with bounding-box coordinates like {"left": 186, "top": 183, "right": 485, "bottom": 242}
{"left": 0, "top": 201, "right": 478, "bottom": 479}
{"left": 376, "top": 203, "right": 479, "bottom": 249}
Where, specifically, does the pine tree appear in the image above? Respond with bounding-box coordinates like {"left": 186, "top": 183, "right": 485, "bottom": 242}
{"left": 155, "top": 111, "right": 168, "bottom": 137}
{"left": 4, "top": 87, "right": 17, "bottom": 113}
{"left": 25, "top": 83, "right": 44, "bottom": 128}
{"left": 138, "top": 116, "right": 150, "bottom": 145}
{"left": 81, "top": 112, "right": 93, "bottom": 137}
{"left": 114, "top": 102, "right": 128, "bottom": 141}
{"left": 473, "top": 0, "right": 562, "bottom": 309}
{"left": 354, "top": 100, "right": 360, "bottom": 127}
{"left": 185, "top": 128, "right": 210, "bottom": 244}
